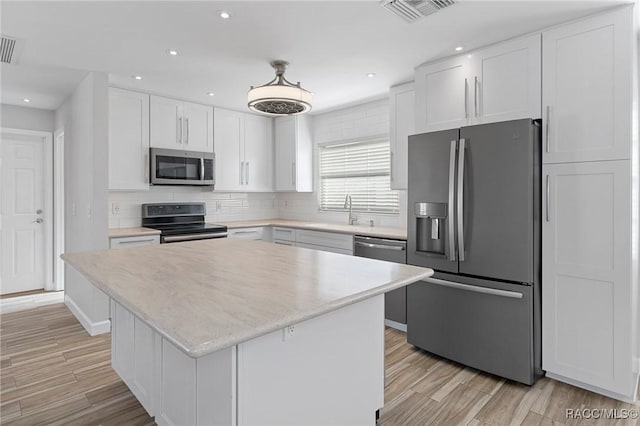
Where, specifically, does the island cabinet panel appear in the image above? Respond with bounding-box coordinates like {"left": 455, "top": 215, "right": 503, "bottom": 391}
{"left": 158, "top": 339, "right": 197, "bottom": 426}
{"left": 236, "top": 295, "right": 384, "bottom": 426}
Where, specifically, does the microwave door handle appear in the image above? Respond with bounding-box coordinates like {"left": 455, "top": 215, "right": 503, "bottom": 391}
{"left": 448, "top": 140, "right": 457, "bottom": 261}
{"left": 457, "top": 138, "right": 466, "bottom": 262}
{"left": 200, "top": 157, "right": 205, "bottom": 181}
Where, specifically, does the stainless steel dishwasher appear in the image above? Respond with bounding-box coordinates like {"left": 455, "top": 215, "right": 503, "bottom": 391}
{"left": 354, "top": 236, "right": 407, "bottom": 330}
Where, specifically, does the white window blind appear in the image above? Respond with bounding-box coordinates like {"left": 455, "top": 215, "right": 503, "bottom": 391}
{"left": 318, "top": 138, "right": 399, "bottom": 214}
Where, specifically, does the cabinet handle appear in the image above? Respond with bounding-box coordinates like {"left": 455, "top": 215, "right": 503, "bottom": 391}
{"left": 545, "top": 106, "right": 550, "bottom": 153}
{"left": 185, "top": 117, "right": 189, "bottom": 144}
{"left": 545, "top": 174, "right": 550, "bottom": 222}
{"left": 240, "top": 162, "right": 244, "bottom": 185}
{"left": 145, "top": 152, "right": 149, "bottom": 184}
{"left": 176, "top": 116, "right": 181, "bottom": 144}
{"left": 292, "top": 162, "right": 296, "bottom": 185}
{"left": 179, "top": 116, "right": 184, "bottom": 145}
{"left": 464, "top": 78, "right": 468, "bottom": 118}
{"left": 246, "top": 162, "right": 250, "bottom": 185}
{"left": 474, "top": 76, "right": 478, "bottom": 117}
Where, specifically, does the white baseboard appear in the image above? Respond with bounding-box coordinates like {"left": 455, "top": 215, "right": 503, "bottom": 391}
{"left": 65, "top": 294, "right": 111, "bottom": 336}
{"left": 384, "top": 319, "right": 407, "bottom": 332}
{"left": 546, "top": 372, "right": 637, "bottom": 403}
{"left": 1, "top": 291, "right": 64, "bottom": 314}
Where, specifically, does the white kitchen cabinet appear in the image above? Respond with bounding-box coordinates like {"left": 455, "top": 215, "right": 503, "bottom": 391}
{"left": 415, "top": 34, "right": 541, "bottom": 133}
{"left": 108, "top": 88, "right": 150, "bottom": 191}
{"left": 471, "top": 34, "right": 541, "bottom": 124}
{"left": 243, "top": 114, "right": 274, "bottom": 192}
{"left": 214, "top": 108, "right": 274, "bottom": 192}
{"left": 389, "top": 82, "right": 415, "bottom": 190}
{"left": 228, "top": 227, "right": 264, "bottom": 240}
{"left": 542, "top": 7, "right": 633, "bottom": 163}
{"left": 150, "top": 95, "right": 213, "bottom": 153}
{"left": 272, "top": 227, "right": 296, "bottom": 243}
{"left": 415, "top": 55, "right": 470, "bottom": 133}
{"left": 274, "top": 116, "right": 312, "bottom": 192}
{"left": 295, "top": 229, "right": 353, "bottom": 255}
{"left": 109, "top": 235, "right": 160, "bottom": 249}
{"left": 542, "top": 160, "right": 636, "bottom": 400}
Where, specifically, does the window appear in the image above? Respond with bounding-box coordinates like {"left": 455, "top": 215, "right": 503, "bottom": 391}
{"left": 318, "top": 137, "right": 399, "bottom": 214}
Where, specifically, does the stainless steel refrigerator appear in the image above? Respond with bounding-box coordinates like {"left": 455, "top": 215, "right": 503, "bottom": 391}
{"left": 406, "top": 118, "right": 542, "bottom": 385}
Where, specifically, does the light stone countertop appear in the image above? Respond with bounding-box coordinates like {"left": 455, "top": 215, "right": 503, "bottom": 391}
{"left": 62, "top": 238, "right": 432, "bottom": 358}
{"left": 221, "top": 219, "right": 408, "bottom": 240}
{"left": 108, "top": 227, "right": 161, "bottom": 239}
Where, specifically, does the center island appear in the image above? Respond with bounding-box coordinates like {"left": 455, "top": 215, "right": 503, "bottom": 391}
{"left": 62, "top": 238, "right": 433, "bottom": 426}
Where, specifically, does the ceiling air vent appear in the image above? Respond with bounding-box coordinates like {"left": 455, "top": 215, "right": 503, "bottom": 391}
{"left": 380, "top": 0, "right": 455, "bottom": 23}
{"left": 1, "top": 35, "right": 22, "bottom": 64}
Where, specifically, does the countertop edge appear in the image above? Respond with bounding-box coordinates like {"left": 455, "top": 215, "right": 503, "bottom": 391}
{"left": 108, "top": 227, "right": 161, "bottom": 238}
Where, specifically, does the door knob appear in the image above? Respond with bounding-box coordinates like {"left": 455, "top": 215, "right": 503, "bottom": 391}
{"left": 36, "top": 209, "right": 43, "bottom": 214}
{"left": 33, "top": 218, "right": 43, "bottom": 224}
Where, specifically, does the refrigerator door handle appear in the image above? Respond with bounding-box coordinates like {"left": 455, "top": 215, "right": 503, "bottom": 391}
{"left": 457, "top": 138, "right": 466, "bottom": 261}
{"left": 448, "top": 140, "right": 457, "bottom": 261}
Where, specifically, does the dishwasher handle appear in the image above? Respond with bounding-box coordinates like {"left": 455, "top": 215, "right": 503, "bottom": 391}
{"left": 355, "top": 241, "right": 405, "bottom": 251}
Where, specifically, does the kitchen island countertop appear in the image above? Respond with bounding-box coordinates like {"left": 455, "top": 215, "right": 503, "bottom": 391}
{"left": 62, "top": 238, "right": 432, "bottom": 357}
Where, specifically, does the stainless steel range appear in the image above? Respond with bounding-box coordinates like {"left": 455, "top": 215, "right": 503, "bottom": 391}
{"left": 141, "top": 202, "right": 227, "bottom": 244}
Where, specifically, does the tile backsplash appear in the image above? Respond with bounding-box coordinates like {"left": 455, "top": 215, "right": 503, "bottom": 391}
{"left": 108, "top": 187, "right": 278, "bottom": 228}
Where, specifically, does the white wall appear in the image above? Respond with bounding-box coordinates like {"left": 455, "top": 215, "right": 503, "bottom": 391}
{"left": 55, "top": 72, "right": 110, "bottom": 333}
{"left": 1, "top": 103, "right": 54, "bottom": 132}
{"left": 109, "top": 188, "right": 277, "bottom": 228}
{"left": 277, "top": 98, "right": 407, "bottom": 228}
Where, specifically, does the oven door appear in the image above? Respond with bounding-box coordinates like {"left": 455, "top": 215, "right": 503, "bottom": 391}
{"left": 150, "top": 148, "right": 214, "bottom": 186}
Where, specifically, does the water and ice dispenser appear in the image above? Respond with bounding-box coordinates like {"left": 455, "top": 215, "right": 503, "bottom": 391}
{"left": 414, "top": 202, "right": 447, "bottom": 256}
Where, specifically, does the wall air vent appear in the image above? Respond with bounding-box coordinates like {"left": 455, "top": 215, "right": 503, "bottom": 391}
{"left": 380, "top": 0, "right": 455, "bottom": 23}
{"left": 1, "top": 35, "right": 23, "bottom": 64}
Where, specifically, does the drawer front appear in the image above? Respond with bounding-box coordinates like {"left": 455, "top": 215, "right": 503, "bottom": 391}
{"left": 273, "top": 227, "right": 296, "bottom": 242}
{"left": 295, "top": 242, "right": 352, "bottom": 256}
{"left": 295, "top": 230, "right": 353, "bottom": 251}
{"left": 228, "top": 227, "right": 264, "bottom": 240}
{"left": 110, "top": 235, "right": 160, "bottom": 249}
{"left": 273, "top": 239, "right": 295, "bottom": 247}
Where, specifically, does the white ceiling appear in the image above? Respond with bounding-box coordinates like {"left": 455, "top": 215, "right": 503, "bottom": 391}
{"left": 0, "top": 1, "right": 630, "bottom": 113}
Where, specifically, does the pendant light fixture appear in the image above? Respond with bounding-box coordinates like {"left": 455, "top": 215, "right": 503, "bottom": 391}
{"left": 247, "top": 60, "right": 312, "bottom": 116}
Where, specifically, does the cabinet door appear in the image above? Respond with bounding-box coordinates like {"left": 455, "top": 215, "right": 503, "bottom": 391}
{"left": 274, "top": 117, "right": 296, "bottom": 191}
{"left": 244, "top": 114, "right": 274, "bottom": 192}
{"left": 109, "top": 235, "right": 159, "bottom": 249}
{"left": 108, "top": 88, "right": 150, "bottom": 191}
{"left": 150, "top": 95, "right": 183, "bottom": 150}
{"left": 111, "top": 302, "right": 134, "bottom": 385}
{"left": 471, "top": 34, "right": 541, "bottom": 124}
{"left": 213, "top": 108, "right": 243, "bottom": 191}
{"left": 542, "top": 160, "right": 633, "bottom": 397}
{"left": 183, "top": 102, "right": 213, "bottom": 153}
{"left": 389, "top": 82, "right": 414, "bottom": 190}
{"left": 542, "top": 7, "right": 633, "bottom": 163}
{"left": 415, "top": 56, "right": 471, "bottom": 133}
{"left": 228, "top": 227, "right": 264, "bottom": 240}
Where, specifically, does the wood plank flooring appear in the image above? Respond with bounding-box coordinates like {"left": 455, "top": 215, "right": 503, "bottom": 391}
{"left": 1, "top": 303, "right": 638, "bottom": 425}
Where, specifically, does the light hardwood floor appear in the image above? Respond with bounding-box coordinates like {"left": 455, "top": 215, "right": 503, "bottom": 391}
{"left": 1, "top": 304, "right": 638, "bottom": 425}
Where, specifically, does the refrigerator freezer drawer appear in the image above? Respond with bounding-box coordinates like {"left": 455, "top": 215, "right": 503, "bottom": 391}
{"left": 407, "top": 277, "right": 537, "bottom": 385}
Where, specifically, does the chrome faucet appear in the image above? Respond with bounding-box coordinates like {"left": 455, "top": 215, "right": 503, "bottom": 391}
{"left": 344, "top": 194, "right": 357, "bottom": 225}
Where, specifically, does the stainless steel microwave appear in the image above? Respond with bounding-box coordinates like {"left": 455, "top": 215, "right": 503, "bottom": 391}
{"left": 150, "top": 148, "right": 215, "bottom": 186}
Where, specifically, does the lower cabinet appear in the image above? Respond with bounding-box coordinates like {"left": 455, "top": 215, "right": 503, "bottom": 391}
{"left": 228, "top": 227, "right": 264, "bottom": 240}
{"left": 110, "top": 235, "right": 160, "bottom": 249}
{"left": 271, "top": 227, "right": 354, "bottom": 255}
{"left": 542, "top": 160, "right": 637, "bottom": 400}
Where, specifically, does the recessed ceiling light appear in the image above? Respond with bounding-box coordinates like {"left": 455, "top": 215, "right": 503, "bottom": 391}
{"left": 23, "top": 98, "right": 30, "bottom": 103}
{"left": 219, "top": 11, "right": 231, "bottom": 19}
{"left": 367, "top": 73, "right": 376, "bottom": 78}
{"left": 167, "top": 49, "right": 179, "bottom": 56}
{"left": 455, "top": 46, "right": 463, "bottom": 51}
{"left": 133, "top": 75, "right": 143, "bottom": 80}
{"left": 207, "top": 92, "right": 215, "bottom": 97}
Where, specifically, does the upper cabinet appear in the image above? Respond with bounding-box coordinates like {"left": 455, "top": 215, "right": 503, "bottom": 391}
{"left": 213, "top": 108, "right": 274, "bottom": 192}
{"left": 415, "top": 34, "right": 541, "bottom": 133}
{"left": 542, "top": 7, "right": 633, "bottom": 163}
{"left": 274, "top": 116, "right": 313, "bottom": 192}
{"left": 389, "top": 82, "right": 415, "bottom": 190}
{"left": 108, "top": 88, "right": 150, "bottom": 191}
{"left": 150, "top": 95, "right": 213, "bottom": 153}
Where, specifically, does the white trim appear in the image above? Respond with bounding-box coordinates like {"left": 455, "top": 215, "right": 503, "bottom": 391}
{"left": 65, "top": 294, "right": 111, "bottom": 336}
{"left": 0, "top": 127, "right": 55, "bottom": 292}
{"left": 53, "top": 129, "right": 65, "bottom": 291}
{"left": 0, "top": 291, "right": 64, "bottom": 314}
{"left": 384, "top": 319, "right": 407, "bottom": 332}
{"left": 546, "top": 371, "right": 637, "bottom": 403}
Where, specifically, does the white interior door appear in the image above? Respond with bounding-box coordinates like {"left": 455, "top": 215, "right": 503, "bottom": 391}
{"left": 1, "top": 134, "right": 48, "bottom": 295}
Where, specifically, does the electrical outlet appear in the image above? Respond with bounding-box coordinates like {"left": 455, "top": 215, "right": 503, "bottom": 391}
{"left": 111, "top": 203, "right": 120, "bottom": 215}
{"left": 216, "top": 201, "right": 222, "bottom": 211}
{"left": 282, "top": 324, "right": 296, "bottom": 341}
